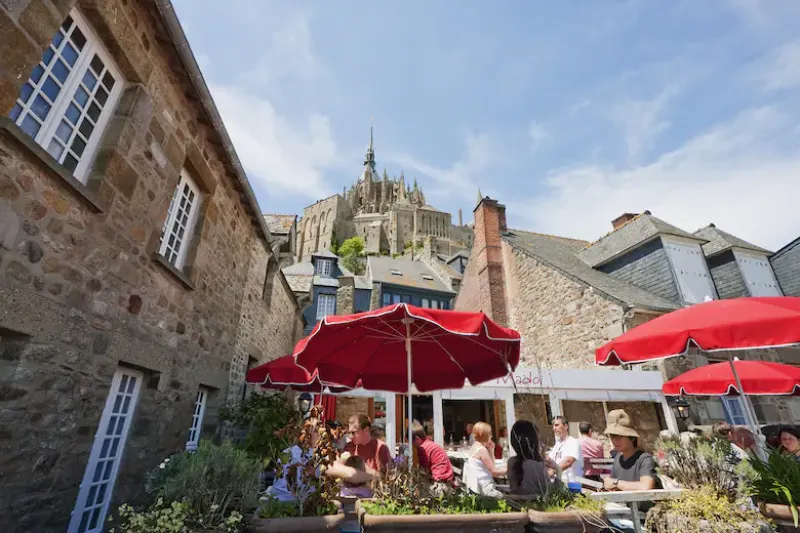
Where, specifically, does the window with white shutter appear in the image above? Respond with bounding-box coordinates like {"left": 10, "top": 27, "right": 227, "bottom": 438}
{"left": 663, "top": 238, "right": 716, "bottom": 304}
{"left": 159, "top": 169, "right": 202, "bottom": 269}
{"left": 315, "top": 259, "right": 332, "bottom": 277}
{"left": 9, "top": 11, "right": 123, "bottom": 183}
{"left": 734, "top": 251, "right": 782, "bottom": 297}
{"left": 721, "top": 396, "right": 747, "bottom": 426}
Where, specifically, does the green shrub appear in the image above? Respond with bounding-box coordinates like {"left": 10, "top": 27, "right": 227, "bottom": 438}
{"left": 109, "top": 499, "right": 242, "bottom": 533}
{"left": 146, "top": 440, "right": 260, "bottom": 524}
{"left": 657, "top": 435, "right": 740, "bottom": 499}
{"left": 219, "top": 392, "right": 299, "bottom": 468}
{"left": 257, "top": 497, "right": 337, "bottom": 519}
{"left": 746, "top": 449, "right": 800, "bottom": 526}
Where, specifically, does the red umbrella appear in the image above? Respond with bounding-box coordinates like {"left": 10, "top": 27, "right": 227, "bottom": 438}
{"left": 663, "top": 360, "right": 800, "bottom": 397}
{"left": 293, "top": 303, "right": 521, "bottom": 452}
{"left": 596, "top": 297, "right": 800, "bottom": 366}
{"left": 245, "top": 353, "right": 350, "bottom": 394}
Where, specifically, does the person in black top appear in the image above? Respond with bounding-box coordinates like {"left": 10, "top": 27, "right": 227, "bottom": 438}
{"left": 603, "top": 409, "right": 660, "bottom": 492}
{"left": 507, "top": 420, "right": 553, "bottom": 496}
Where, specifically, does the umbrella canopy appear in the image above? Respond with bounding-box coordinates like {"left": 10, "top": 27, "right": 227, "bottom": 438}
{"left": 596, "top": 297, "right": 800, "bottom": 366}
{"left": 663, "top": 360, "right": 800, "bottom": 397}
{"left": 293, "top": 303, "right": 522, "bottom": 393}
{"left": 245, "top": 353, "right": 350, "bottom": 393}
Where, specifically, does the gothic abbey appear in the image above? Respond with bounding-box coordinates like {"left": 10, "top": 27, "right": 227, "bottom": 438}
{"left": 296, "top": 129, "right": 472, "bottom": 260}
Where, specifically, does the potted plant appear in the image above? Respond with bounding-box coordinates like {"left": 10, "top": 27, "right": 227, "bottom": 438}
{"left": 249, "top": 407, "right": 346, "bottom": 533}
{"left": 746, "top": 450, "right": 800, "bottom": 528}
{"left": 524, "top": 486, "right": 606, "bottom": 533}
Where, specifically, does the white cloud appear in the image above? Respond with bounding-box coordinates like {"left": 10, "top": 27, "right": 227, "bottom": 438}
{"left": 210, "top": 84, "right": 338, "bottom": 199}
{"left": 748, "top": 41, "right": 800, "bottom": 91}
{"left": 509, "top": 106, "right": 800, "bottom": 250}
{"left": 608, "top": 85, "right": 678, "bottom": 165}
{"left": 386, "top": 133, "right": 492, "bottom": 204}
{"left": 528, "top": 121, "right": 549, "bottom": 154}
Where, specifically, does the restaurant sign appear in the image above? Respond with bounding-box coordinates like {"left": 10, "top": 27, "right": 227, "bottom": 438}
{"left": 485, "top": 368, "right": 543, "bottom": 388}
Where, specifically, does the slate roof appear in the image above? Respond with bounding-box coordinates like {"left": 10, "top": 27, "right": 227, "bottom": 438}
{"left": 577, "top": 213, "right": 708, "bottom": 268}
{"left": 447, "top": 249, "right": 470, "bottom": 262}
{"left": 263, "top": 214, "right": 296, "bottom": 235}
{"left": 368, "top": 256, "right": 455, "bottom": 294}
{"left": 419, "top": 204, "right": 444, "bottom": 212}
{"left": 281, "top": 262, "right": 314, "bottom": 293}
{"left": 504, "top": 230, "right": 679, "bottom": 312}
{"left": 311, "top": 248, "right": 338, "bottom": 259}
{"left": 693, "top": 224, "right": 773, "bottom": 257}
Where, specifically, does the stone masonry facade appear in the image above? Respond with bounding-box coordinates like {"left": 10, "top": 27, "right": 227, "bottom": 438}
{"left": 0, "top": 1, "right": 301, "bottom": 531}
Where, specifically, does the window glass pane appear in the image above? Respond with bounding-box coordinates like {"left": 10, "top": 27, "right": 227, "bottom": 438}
{"left": 61, "top": 43, "right": 78, "bottom": 67}
{"left": 31, "top": 95, "right": 51, "bottom": 120}
{"left": 65, "top": 103, "right": 80, "bottom": 125}
{"left": 47, "top": 139, "right": 64, "bottom": 160}
{"left": 71, "top": 136, "right": 86, "bottom": 157}
{"left": 20, "top": 83, "right": 33, "bottom": 103}
{"left": 42, "top": 47, "right": 55, "bottom": 66}
{"left": 71, "top": 27, "right": 87, "bottom": 50}
{"left": 87, "top": 102, "right": 101, "bottom": 122}
{"left": 63, "top": 154, "right": 78, "bottom": 173}
{"left": 55, "top": 120, "right": 73, "bottom": 143}
{"left": 90, "top": 55, "right": 104, "bottom": 75}
{"left": 61, "top": 15, "right": 73, "bottom": 32}
{"left": 20, "top": 114, "right": 41, "bottom": 138}
{"left": 52, "top": 59, "right": 70, "bottom": 83}
{"left": 78, "top": 117, "right": 93, "bottom": 138}
{"left": 102, "top": 71, "right": 115, "bottom": 91}
{"left": 42, "top": 77, "right": 60, "bottom": 102}
{"left": 9, "top": 104, "right": 21, "bottom": 121}
{"left": 74, "top": 86, "right": 89, "bottom": 108}
{"left": 82, "top": 70, "right": 97, "bottom": 91}
{"left": 30, "top": 65, "right": 44, "bottom": 84}
{"left": 95, "top": 87, "right": 109, "bottom": 105}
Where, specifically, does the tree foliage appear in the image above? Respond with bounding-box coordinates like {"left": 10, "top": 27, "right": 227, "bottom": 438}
{"left": 337, "top": 236, "right": 365, "bottom": 257}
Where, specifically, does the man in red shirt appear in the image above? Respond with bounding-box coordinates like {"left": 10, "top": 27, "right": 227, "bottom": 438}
{"left": 412, "top": 421, "right": 455, "bottom": 494}
{"left": 579, "top": 422, "right": 606, "bottom": 482}
{"left": 344, "top": 413, "right": 391, "bottom": 473}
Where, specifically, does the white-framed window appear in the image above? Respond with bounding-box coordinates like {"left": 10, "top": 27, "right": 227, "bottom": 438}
{"left": 68, "top": 367, "right": 142, "bottom": 533}
{"left": 315, "top": 259, "right": 332, "bottom": 276}
{"left": 721, "top": 396, "right": 748, "bottom": 426}
{"left": 159, "top": 169, "right": 202, "bottom": 269}
{"left": 734, "top": 250, "right": 782, "bottom": 297}
{"left": 790, "top": 398, "right": 800, "bottom": 421}
{"left": 421, "top": 298, "right": 429, "bottom": 308}
{"left": 663, "top": 238, "right": 716, "bottom": 304}
{"left": 186, "top": 388, "right": 208, "bottom": 451}
{"left": 9, "top": 11, "right": 124, "bottom": 183}
{"left": 316, "top": 293, "right": 336, "bottom": 320}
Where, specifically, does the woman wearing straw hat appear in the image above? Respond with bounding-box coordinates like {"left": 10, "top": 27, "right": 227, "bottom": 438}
{"left": 603, "top": 409, "right": 661, "bottom": 493}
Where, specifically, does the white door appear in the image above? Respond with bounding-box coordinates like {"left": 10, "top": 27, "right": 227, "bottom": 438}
{"left": 68, "top": 368, "right": 143, "bottom": 533}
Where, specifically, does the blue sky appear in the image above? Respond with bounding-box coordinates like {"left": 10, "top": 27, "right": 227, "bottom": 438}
{"left": 173, "top": 0, "right": 800, "bottom": 250}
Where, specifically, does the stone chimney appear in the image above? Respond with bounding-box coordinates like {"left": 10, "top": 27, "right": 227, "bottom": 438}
{"left": 611, "top": 213, "right": 638, "bottom": 230}
{"left": 460, "top": 197, "right": 508, "bottom": 325}
{"left": 458, "top": 208, "right": 463, "bottom": 227}
{"left": 336, "top": 276, "right": 355, "bottom": 315}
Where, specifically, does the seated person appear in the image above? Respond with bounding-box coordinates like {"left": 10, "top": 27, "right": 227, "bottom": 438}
{"left": 507, "top": 420, "right": 552, "bottom": 497}
{"left": 463, "top": 421, "right": 507, "bottom": 498}
{"left": 603, "top": 409, "right": 661, "bottom": 492}
{"left": 337, "top": 454, "right": 374, "bottom": 498}
{"left": 344, "top": 414, "right": 391, "bottom": 473}
{"left": 411, "top": 421, "right": 455, "bottom": 495}
{"left": 267, "top": 417, "right": 321, "bottom": 501}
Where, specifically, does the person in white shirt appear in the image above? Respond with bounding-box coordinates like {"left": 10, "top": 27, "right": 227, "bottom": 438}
{"left": 547, "top": 416, "right": 583, "bottom": 481}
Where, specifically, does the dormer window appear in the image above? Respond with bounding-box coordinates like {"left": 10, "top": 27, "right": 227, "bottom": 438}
{"left": 735, "top": 251, "right": 782, "bottom": 296}
{"left": 663, "top": 238, "right": 716, "bottom": 304}
{"left": 315, "top": 259, "right": 332, "bottom": 277}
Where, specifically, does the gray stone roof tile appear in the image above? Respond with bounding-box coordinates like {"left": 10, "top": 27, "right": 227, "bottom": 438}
{"left": 311, "top": 248, "right": 338, "bottom": 259}
{"left": 577, "top": 213, "right": 707, "bottom": 267}
{"left": 693, "top": 224, "right": 772, "bottom": 257}
{"left": 368, "top": 256, "right": 455, "bottom": 294}
{"left": 504, "top": 230, "right": 679, "bottom": 312}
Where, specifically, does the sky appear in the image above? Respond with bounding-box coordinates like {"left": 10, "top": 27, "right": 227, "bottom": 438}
{"left": 172, "top": 0, "right": 800, "bottom": 250}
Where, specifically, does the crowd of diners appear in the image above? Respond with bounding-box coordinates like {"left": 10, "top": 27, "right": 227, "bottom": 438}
{"left": 265, "top": 407, "right": 800, "bottom": 505}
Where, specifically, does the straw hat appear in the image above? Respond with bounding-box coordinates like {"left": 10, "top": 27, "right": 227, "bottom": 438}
{"left": 604, "top": 409, "right": 640, "bottom": 438}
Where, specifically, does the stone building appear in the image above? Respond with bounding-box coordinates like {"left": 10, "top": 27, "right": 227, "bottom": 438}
{"left": 771, "top": 235, "right": 800, "bottom": 297}
{"left": 263, "top": 213, "right": 297, "bottom": 267}
{"left": 296, "top": 128, "right": 472, "bottom": 259}
{"left": 0, "top": 2, "right": 301, "bottom": 532}
{"left": 456, "top": 196, "right": 799, "bottom": 447}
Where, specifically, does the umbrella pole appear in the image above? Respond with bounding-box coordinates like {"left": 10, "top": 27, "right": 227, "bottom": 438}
{"left": 404, "top": 318, "right": 414, "bottom": 462}
{"left": 728, "top": 356, "right": 766, "bottom": 461}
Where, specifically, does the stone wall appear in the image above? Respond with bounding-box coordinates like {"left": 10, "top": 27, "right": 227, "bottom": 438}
{"left": 502, "top": 244, "right": 626, "bottom": 369}
{"left": 335, "top": 396, "right": 370, "bottom": 426}
{"left": 297, "top": 194, "right": 352, "bottom": 261}
{"left": 514, "top": 394, "right": 553, "bottom": 446}
{"left": 0, "top": 1, "right": 299, "bottom": 531}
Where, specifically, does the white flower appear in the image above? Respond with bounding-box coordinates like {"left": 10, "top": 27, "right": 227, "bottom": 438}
{"left": 159, "top": 463, "right": 166, "bottom": 469}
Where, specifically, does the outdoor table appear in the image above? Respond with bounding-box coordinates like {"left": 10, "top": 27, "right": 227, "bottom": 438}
{"left": 588, "top": 489, "right": 683, "bottom": 533}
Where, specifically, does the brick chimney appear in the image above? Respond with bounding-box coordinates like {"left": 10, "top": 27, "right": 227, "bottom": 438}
{"left": 457, "top": 197, "right": 508, "bottom": 325}
{"left": 611, "top": 213, "right": 638, "bottom": 230}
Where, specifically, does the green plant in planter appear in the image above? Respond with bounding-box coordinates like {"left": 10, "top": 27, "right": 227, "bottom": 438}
{"left": 525, "top": 486, "right": 604, "bottom": 514}
{"left": 746, "top": 449, "right": 800, "bottom": 526}
{"left": 109, "top": 498, "right": 243, "bottom": 533}
{"left": 657, "top": 435, "right": 740, "bottom": 499}
{"left": 645, "top": 484, "right": 769, "bottom": 533}
{"left": 146, "top": 440, "right": 260, "bottom": 525}
{"left": 219, "top": 391, "right": 299, "bottom": 469}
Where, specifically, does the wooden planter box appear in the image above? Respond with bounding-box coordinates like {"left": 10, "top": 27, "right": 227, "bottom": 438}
{"left": 361, "top": 511, "right": 529, "bottom": 533}
{"left": 249, "top": 500, "right": 350, "bottom": 533}
{"left": 759, "top": 503, "right": 800, "bottom": 532}
{"left": 527, "top": 509, "right": 605, "bottom": 533}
